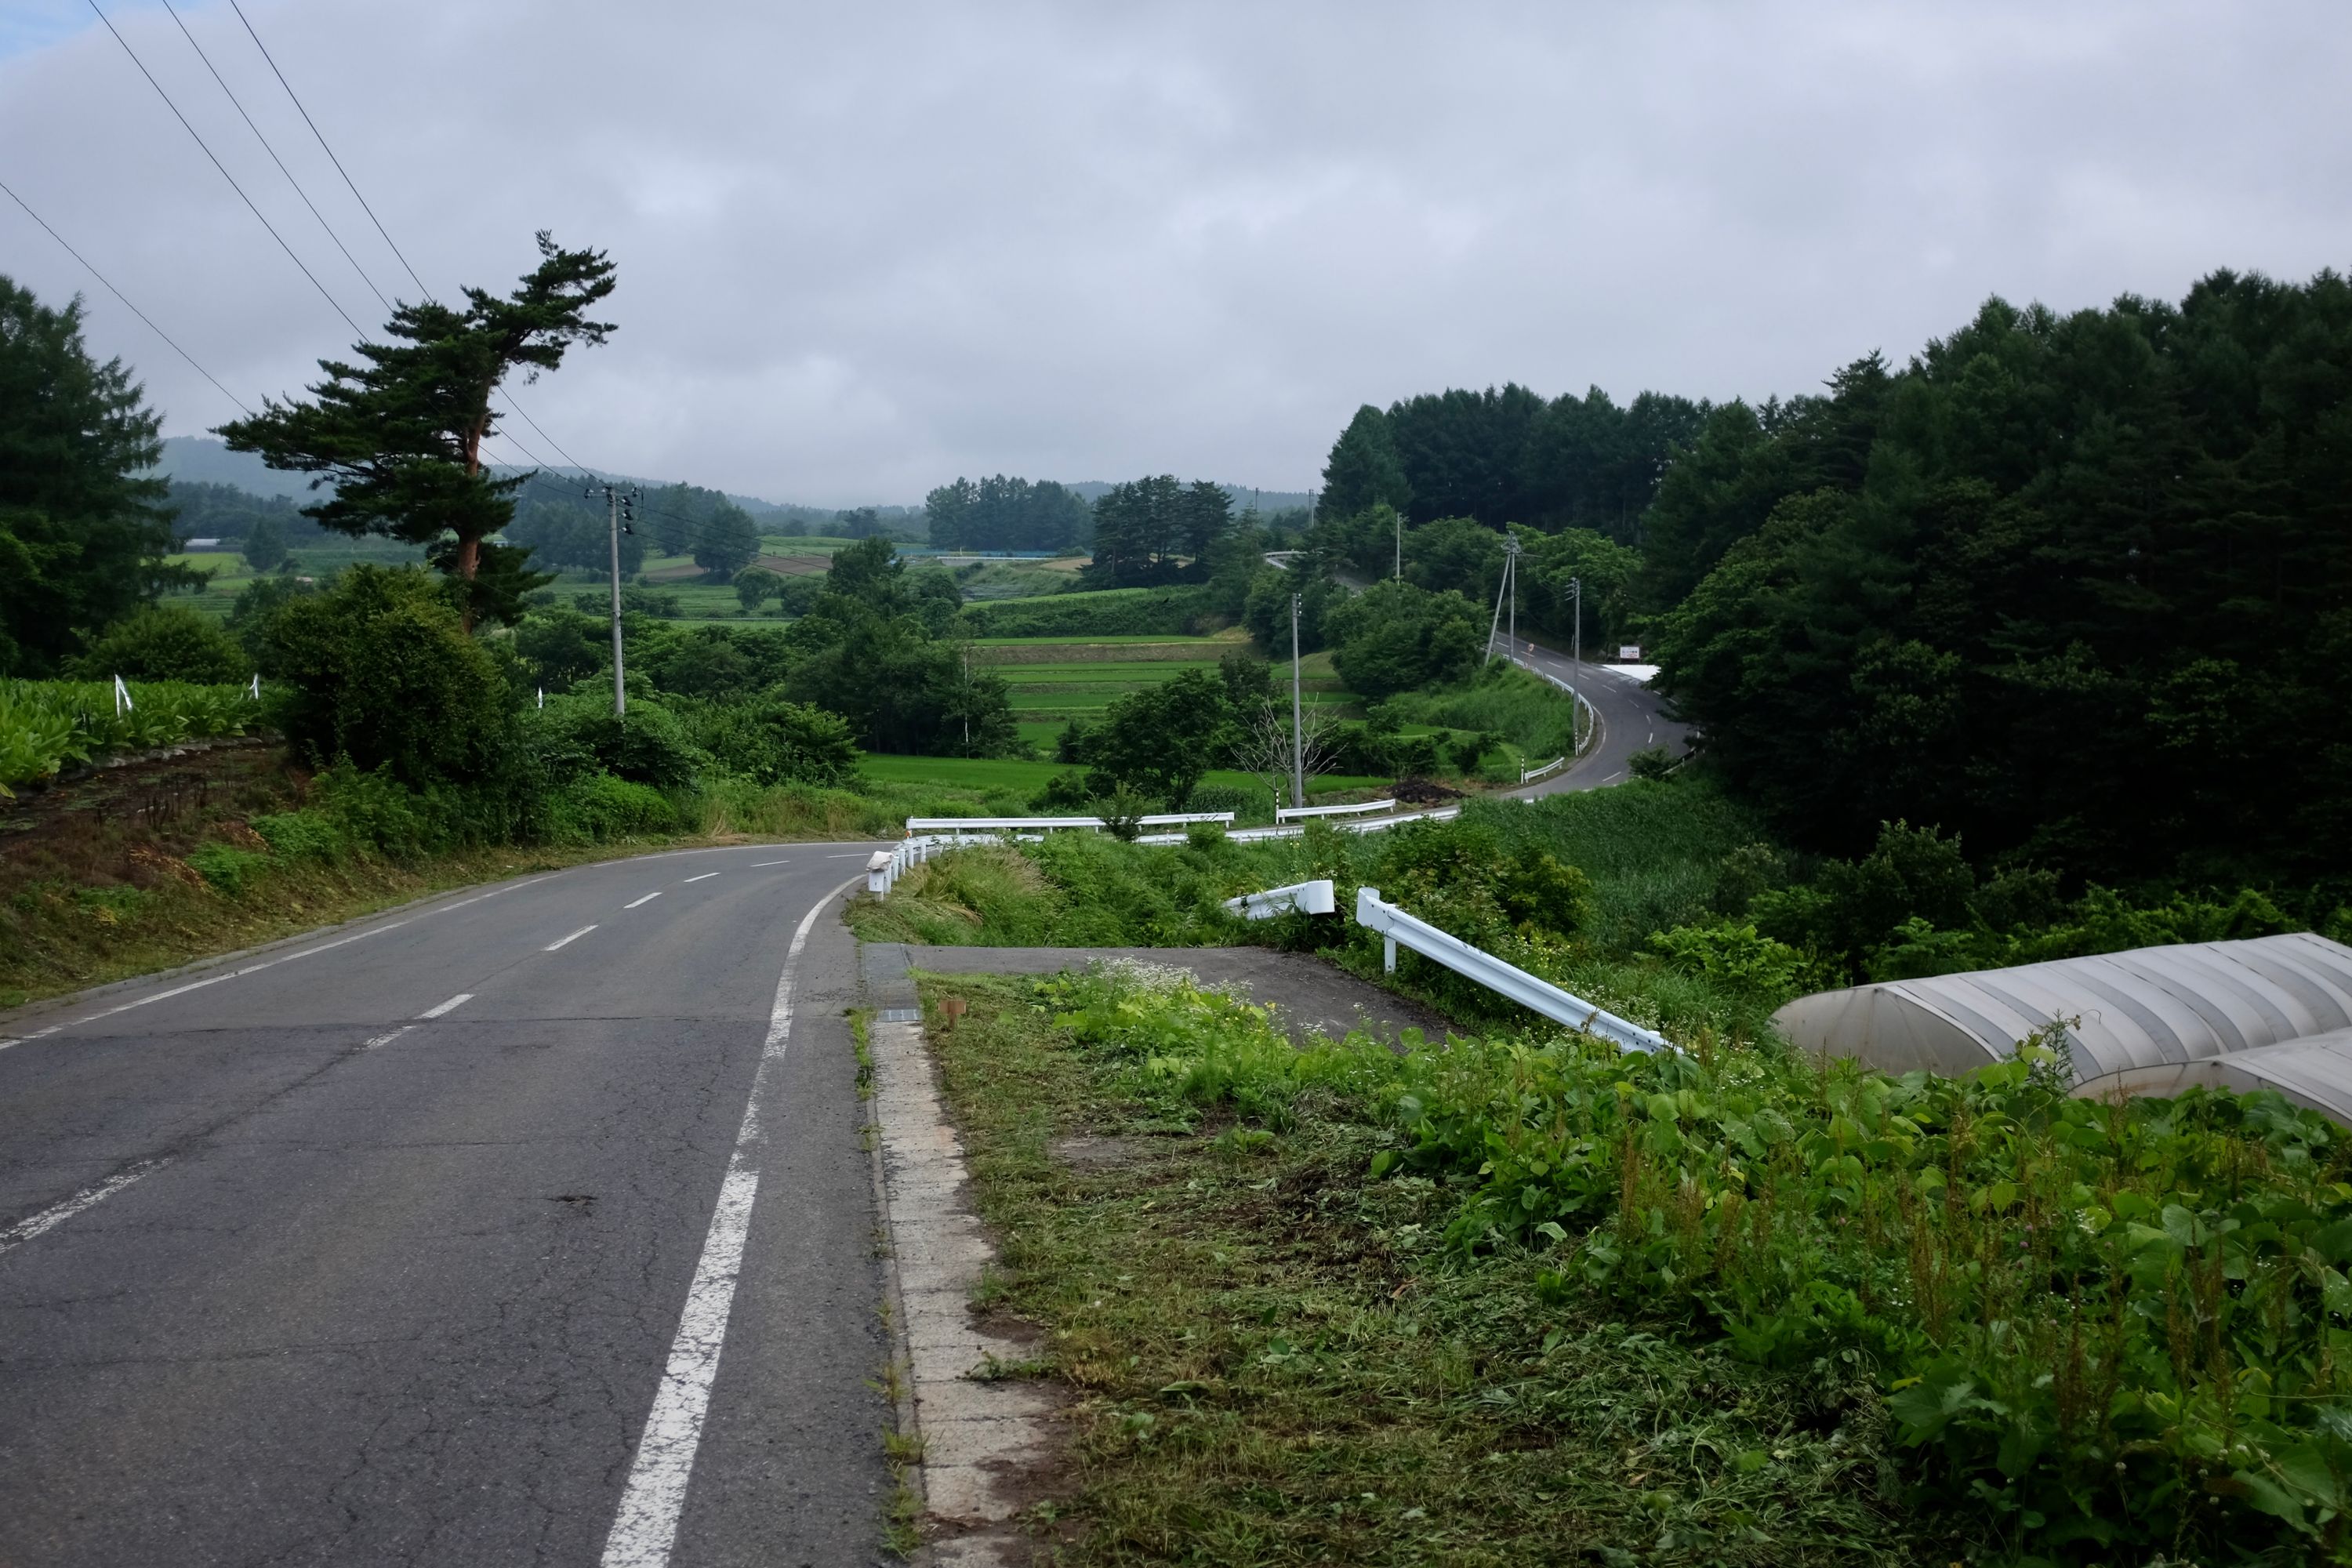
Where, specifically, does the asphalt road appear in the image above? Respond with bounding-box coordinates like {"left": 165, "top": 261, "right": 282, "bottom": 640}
{"left": 1501, "top": 636, "right": 1689, "bottom": 798}
{"left": 1283, "top": 554, "right": 1687, "bottom": 800}
{"left": 0, "top": 840, "right": 894, "bottom": 1567}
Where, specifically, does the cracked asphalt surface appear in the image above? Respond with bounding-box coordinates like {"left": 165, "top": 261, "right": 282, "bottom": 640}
{"left": 0, "top": 841, "right": 893, "bottom": 1566}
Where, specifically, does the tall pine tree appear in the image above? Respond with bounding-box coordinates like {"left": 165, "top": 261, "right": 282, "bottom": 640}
{"left": 218, "top": 233, "right": 615, "bottom": 629}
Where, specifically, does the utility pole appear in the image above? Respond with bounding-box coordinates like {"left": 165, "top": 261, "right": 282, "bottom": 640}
{"left": 1570, "top": 574, "right": 1584, "bottom": 753}
{"left": 1290, "top": 591, "right": 1305, "bottom": 809}
{"left": 1506, "top": 535, "right": 1518, "bottom": 658}
{"left": 588, "top": 481, "right": 638, "bottom": 715}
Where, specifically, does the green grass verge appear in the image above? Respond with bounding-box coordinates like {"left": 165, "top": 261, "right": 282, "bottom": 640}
{"left": 917, "top": 962, "right": 2352, "bottom": 1566}
{"left": 913, "top": 969, "right": 1945, "bottom": 1565}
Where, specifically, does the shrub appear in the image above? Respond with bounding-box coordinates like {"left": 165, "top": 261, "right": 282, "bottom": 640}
{"left": 248, "top": 809, "right": 350, "bottom": 862}
{"left": 547, "top": 773, "right": 679, "bottom": 841}
{"left": 1646, "top": 920, "right": 1806, "bottom": 1000}
{"left": 680, "top": 695, "right": 858, "bottom": 786}
{"left": 1625, "top": 745, "right": 1677, "bottom": 781}
{"left": 68, "top": 604, "right": 249, "bottom": 684}
{"left": 1027, "top": 770, "right": 1091, "bottom": 812}
{"left": 185, "top": 842, "right": 269, "bottom": 895}
{"left": 260, "top": 565, "right": 509, "bottom": 787}
{"left": 308, "top": 765, "right": 450, "bottom": 860}
{"left": 526, "top": 695, "right": 705, "bottom": 789}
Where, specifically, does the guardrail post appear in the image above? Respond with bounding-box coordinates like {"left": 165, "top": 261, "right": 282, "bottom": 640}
{"left": 1384, "top": 935, "right": 1396, "bottom": 973}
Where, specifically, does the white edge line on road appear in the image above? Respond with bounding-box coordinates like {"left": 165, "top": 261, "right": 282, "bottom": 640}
{"left": 624, "top": 891, "right": 663, "bottom": 909}
{"left": 0, "top": 1160, "right": 165, "bottom": 1258}
{"left": 600, "top": 873, "right": 858, "bottom": 1568}
{"left": 419, "top": 993, "right": 473, "bottom": 1019}
{"left": 545, "top": 925, "right": 598, "bottom": 952}
{"left": 0, "top": 876, "right": 551, "bottom": 1048}
{"left": 364, "top": 1025, "right": 416, "bottom": 1050}
{"left": 747, "top": 860, "right": 791, "bottom": 867}
{"left": 681, "top": 872, "right": 720, "bottom": 884}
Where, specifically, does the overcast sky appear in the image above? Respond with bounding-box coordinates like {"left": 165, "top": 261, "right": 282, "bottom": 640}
{"left": 5, "top": 2, "right": 2347, "bottom": 506}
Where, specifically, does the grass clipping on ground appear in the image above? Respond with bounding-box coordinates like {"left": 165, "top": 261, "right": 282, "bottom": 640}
{"left": 916, "top": 967, "right": 1936, "bottom": 1566}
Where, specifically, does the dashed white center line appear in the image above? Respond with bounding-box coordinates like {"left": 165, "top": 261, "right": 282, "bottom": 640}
{"left": 418, "top": 993, "right": 473, "bottom": 1019}
{"left": 624, "top": 891, "right": 663, "bottom": 909}
{"left": 364, "top": 1025, "right": 416, "bottom": 1050}
{"left": 0, "top": 1160, "right": 165, "bottom": 1258}
{"left": 545, "top": 925, "right": 597, "bottom": 952}
{"left": 599, "top": 877, "right": 853, "bottom": 1568}
{"left": 681, "top": 873, "right": 720, "bottom": 884}
{"left": 747, "top": 859, "right": 792, "bottom": 867}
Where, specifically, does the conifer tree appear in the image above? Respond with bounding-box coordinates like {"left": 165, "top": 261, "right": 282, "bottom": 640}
{"left": 218, "top": 233, "right": 616, "bottom": 629}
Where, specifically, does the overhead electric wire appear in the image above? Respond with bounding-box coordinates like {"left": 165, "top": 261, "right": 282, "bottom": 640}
{"left": 225, "top": 0, "right": 430, "bottom": 304}
{"left": 156, "top": 0, "right": 391, "bottom": 314}
{"left": 85, "top": 0, "right": 365, "bottom": 339}
{"left": 0, "top": 176, "right": 253, "bottom": 417}
{"left": 220, "top": 0, "right": 604, "bottom": 487}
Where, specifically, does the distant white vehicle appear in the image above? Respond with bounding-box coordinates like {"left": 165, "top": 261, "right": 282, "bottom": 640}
{"left": 185, "top": 538, "right": 226, "bottom": 550}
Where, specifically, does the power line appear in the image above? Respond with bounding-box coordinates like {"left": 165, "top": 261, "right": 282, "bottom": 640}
{"left": 85, "top": 0, "right": 365, "bottom": 339}
{"left": 0, "top": 176, "right": 253, "bottom": 416}
{"left": 226, "top": 0, "right": 431, "bottom": 304}
{"left": 218, "top": 0, "right": 602, "bottom": 486}
{"left": 157, "top": 0, "right": 391, "bottom": 315}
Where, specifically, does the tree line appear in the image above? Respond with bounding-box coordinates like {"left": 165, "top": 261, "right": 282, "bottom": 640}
{"left": 923, "top": 474, "right": 1091, "bottom": 552}
{"left": 1322, "top": 383, "right": 1709, "bottom": 542}
{"left": 1305, "top": 267, "right": 2352, "bottom": 891}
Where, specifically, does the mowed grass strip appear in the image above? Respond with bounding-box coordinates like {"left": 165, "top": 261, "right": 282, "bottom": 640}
{"left": 913, "top": 974, "right": 1929, "bottom": 1566}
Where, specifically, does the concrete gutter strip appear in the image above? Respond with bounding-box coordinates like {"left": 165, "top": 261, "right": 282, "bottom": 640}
{"left": 869, "top": 1011, "right": 1056, "bottom": 1565}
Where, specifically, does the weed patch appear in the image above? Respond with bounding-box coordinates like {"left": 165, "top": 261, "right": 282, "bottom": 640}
{"left": 920, "top": 964, "right": 2352, "bottom": 1565}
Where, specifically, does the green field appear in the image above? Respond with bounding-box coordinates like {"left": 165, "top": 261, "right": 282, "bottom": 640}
{"left": 976, "top": 637, "right": 1356, "bottom": 728}
{"left": 858, "top": 752, "right": 1387, "bottom": 803}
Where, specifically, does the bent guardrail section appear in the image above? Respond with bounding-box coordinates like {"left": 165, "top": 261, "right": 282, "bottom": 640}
{"left": 1354, "top": 885, "right": 1672, "bottom": 1054}
{"left": 1519, "top": 756, "right": 1564, "bottom": 783}
{"left": 1221, "top": 879, "right": 1337, "bottom": 920}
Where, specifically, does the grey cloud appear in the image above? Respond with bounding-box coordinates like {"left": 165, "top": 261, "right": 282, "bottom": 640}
{"left": 4, "top": 0, "right": 2347, "bottom": 505}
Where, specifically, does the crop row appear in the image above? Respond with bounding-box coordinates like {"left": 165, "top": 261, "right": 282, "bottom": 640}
{"left": 0, "top": 681, "right": 261, "bottom": 794}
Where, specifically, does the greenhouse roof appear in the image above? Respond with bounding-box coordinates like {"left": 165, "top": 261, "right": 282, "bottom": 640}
{"left": 1770, "top": 932, "right": 2352, "bottom": 1123}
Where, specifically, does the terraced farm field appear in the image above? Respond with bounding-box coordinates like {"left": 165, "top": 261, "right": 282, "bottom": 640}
{"left": 971, "top": 632, "right": 1358, "bottom": 751}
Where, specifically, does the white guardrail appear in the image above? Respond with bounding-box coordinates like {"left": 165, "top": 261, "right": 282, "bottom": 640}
{"left": 1519, "top": 756, "right": 1564, "bottom": 783}
{"left": 902, "top": 812, "right": 1235, "bottom": 834}
{"left": 1276, "top": 798, "right": 1395, "bottom": 822}
{"left": 869, "top": 805, "right": 1465, "bottom": 892}
{"left": 1355, "top": 884, "right": 1673, "bottom": 1054}
{"left": 1221, "top": 879, "right": 1336, "bottom": 920}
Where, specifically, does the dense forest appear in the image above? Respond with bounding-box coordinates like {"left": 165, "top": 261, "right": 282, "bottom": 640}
{"left": 1311, "top": 268, "right": 2352, "bottom": 891}
{"left": 1655, "top": 273, "right": 2352, "bottom": 886}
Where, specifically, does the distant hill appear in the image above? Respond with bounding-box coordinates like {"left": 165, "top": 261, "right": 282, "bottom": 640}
{"left": 145, "top": 437, "right": 832, "bottom": 521}
{"left": 149, "top": 439, "right": 1311, "bottom": 528}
